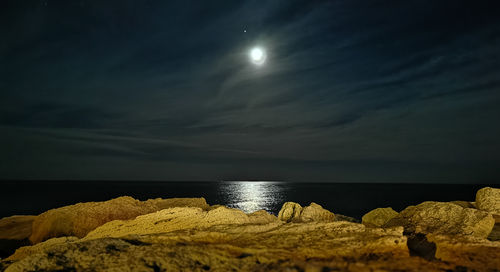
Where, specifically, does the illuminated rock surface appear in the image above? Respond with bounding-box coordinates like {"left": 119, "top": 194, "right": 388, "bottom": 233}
{"left": 476, "top": 187, "right": 500, "bottom": 214}
{"left": 277, "top": 202, "right": 335, "bottom": 223}
{"left": 83, "top": 206, "right": 278, "bottom": 240}
{"left": 362, "top": 207, "right": 398, "bottom": 227}
{"left": 384, "top": 201, "right": 495, "bottom": 238}
{"left": 299, "top": 202, "right": 336, "bottom": 222}
{"left": 30, "top": 196, "right": 209, "bottom": 244}
{"left": 5, "top": 220, "right": 419, "bottom": 271}
{"left": 277, "top": 202, "right": 302, "bottom": 222}
{"left": 1, "top": 188, "right": 500, "bottom": 271}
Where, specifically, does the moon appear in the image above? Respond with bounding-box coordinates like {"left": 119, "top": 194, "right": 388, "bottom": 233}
{"left": 249, "top": 47, "right": 266, "bottom": 65}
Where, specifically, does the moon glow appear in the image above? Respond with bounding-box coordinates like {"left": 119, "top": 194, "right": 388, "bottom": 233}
{"left": 249, "top": 47, "right": 266, "bottom": 65}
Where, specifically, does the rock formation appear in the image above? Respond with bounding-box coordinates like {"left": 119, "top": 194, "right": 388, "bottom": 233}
{"left": 299, "top": 202, "right": 336, "bottom": 222}
{"left": 7, "top": 237, "right": 79, "bottom": 262}
{"left": 384, "top": 201, "right": 495, "bottom": 238}
{"left": 83, "top": 206, "right": 279, "bottom": 240}
{"left": 476, "top": 187, "right": 500, "bottom": 242}
{"left": 427, "top": 234, "right": 500, "bottom": 271}
{"left": 476, "top": 187, "right": 500, "bottom": 214}
{"left": 362, "top": 207, "right": 398, "bottom": 227}
{"left": 3, "top": 224, "right": 421, "bottom": 272}
{"left": 1, "top": 187, "right": 500, "bottom": 271}
{"left": 30, "top": 196, "right": 209, "bottom": 244}
{"left": 277, "top": 201, "right": 302, "bottom": 222}
{"left": 277, "top": 202, "right": 335, "bottom": 223}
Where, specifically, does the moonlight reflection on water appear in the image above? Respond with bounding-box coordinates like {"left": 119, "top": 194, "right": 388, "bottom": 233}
{"left": 221, "top": 181, "right": 284, "bottom": 214}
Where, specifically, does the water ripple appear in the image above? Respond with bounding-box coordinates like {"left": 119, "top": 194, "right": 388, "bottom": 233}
{"left": 219, "top": 181, "right": 285, "bottom": 214}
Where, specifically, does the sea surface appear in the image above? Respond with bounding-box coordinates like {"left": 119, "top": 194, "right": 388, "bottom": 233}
{"left": 0, "top": 181, "right": 494, "bottom": 219}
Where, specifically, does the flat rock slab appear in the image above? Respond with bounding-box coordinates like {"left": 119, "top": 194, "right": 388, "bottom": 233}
{"left": 3, "top": 236, "right": 450, "bottom": 272}
{"left": 5, "top": 220, "right": 414, "bottom": 271}
{"left": 427, "top": 234, "right": 500, "bottom": 271}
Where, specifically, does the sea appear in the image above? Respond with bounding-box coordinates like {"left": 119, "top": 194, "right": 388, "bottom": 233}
{"left": 0, "top": 181, "right": 494, "bottom": 219}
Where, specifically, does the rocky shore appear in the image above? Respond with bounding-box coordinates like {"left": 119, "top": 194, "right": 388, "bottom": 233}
{"left": 0, "top": 187, "right": 499, "bottom": 271}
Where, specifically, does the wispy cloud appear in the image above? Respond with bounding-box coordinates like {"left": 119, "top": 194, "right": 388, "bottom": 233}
{"left": 1, "top": 0, "right": 499, "bottom": 181}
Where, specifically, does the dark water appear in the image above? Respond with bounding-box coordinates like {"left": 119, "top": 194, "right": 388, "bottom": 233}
{"left": 0, "top": 181, "right": 494, "bottom": 219}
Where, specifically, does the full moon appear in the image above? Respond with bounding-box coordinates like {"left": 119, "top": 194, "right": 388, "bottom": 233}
{"left": 249, "top": 47, "right": 266, "bottom": 65}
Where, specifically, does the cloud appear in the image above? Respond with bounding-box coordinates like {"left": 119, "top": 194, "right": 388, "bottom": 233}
{"left": 0, "top": 1, "right": 499, "bottom": 182}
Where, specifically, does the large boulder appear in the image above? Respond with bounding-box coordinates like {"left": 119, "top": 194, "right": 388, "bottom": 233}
{"left": 84, "top": 206, "right": 278, "bottom": 240}
{"left": 277, "top": 202, "right": 302, "bottom": 222}
{"left": 384, "top": 201, "right": 495, "bottom": 239}
{"left": 475, "top": 187, "right": 500, "bottom": 242}
{"left": 277, "top": 202, "right": 335, "bottom": 223}
{"left": 0, "top": 216, "right": 36, "bottom": 258}
{"left": 476, "top": 187, "right": 500, "bottom": 215}
{"left": 300, "top": 203, "right": 336, "bottom": 222}
{"left": 362, "top": 207, "right": 398, "bottom": 227}
{"left": 30, "top": 196, "right": 209, "bottom": 244}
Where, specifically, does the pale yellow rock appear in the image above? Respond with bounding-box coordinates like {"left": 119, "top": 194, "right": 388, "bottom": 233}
{"left": 84, "top": 206, "right": 277, "bottom": 240}
{"left": 384, "top": 201, "right": 495, "bottom": 238}
{"left": 278, "top": 202, "right": 302, "bottom": 222}
{"left": 299, "top": 203, "right": 335, "bottom": 222}
{"left": 4, "top": 197, "right": 500, "bottom": 271}
{"left": 248, "top": 210, "right": 278, "bottom": 224}
{"left": 362, "top": 207, "right": 398, "bottom": 227}
{"left": 146, "top": 197, "right": 209, "bottom": 211}
{"left": 278, "top": 202, "right": 335, "bottom": 223}
{"left": 4, "top": 221, "right": 411, "bottom": 272}
{"left": 476, "top": 187, "right": 500, "bottom": 214}
{"left": 29, "top": 196, "right": 209, "bottom": 244}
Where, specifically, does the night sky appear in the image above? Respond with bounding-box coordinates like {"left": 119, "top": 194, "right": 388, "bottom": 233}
{"left": 1, "top": 0, "right": 499, "bottom": 182}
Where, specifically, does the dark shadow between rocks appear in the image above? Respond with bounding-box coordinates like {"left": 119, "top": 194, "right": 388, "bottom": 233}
{"left": 487, "top": 224, "right": 499, "bottom": 241}
{"left": 0, "top": 239, "right": 31, "bottom": 259}
{"left": 406, "top": 233, "right": 436, "bottom": 260}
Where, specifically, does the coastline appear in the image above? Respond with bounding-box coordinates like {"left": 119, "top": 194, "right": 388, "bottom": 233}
{"left": 0, "top": 187, "right": 499, "bottom": 271}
